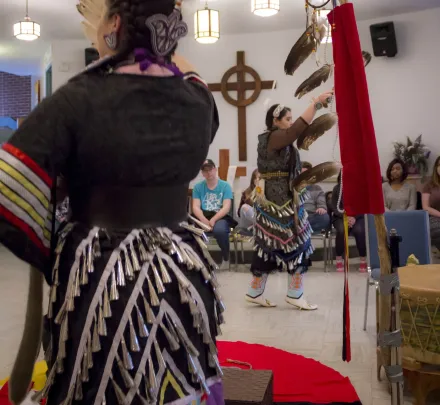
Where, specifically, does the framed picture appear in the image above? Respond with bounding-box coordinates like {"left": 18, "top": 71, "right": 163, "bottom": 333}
{"left": 34, "top": 79, "right": 41, "bottom": 105}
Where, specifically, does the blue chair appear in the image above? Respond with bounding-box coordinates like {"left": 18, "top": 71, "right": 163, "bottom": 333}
{"left": 363, "top": 210, "right": 432, "bottom": 331}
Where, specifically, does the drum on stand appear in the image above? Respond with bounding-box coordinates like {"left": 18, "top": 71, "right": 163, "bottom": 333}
{"left": 398, "top": 264, "right": 440, "bottom": 404}
{"left": 399, "top": 264, "right": 440, "bottom": 364}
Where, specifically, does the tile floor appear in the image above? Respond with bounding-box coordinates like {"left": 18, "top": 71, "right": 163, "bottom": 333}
{"left": 0, "top": 245, "right": 437, "bottom": 405}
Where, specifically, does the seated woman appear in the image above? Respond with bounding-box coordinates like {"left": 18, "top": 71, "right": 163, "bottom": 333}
{"left": 332, "top": 173, "right": 367, "bottom": 272}
{"left": 422, "top": 156, "right": 440, "bottom": 250}
{"left": 382, "top": 158, "right": 416, "bottom": 211}
{"left": 237, "top": 169, "right": 259, "bottom": 235}
{"left": 325, "top": 191, "right": 333, "bottom": 216}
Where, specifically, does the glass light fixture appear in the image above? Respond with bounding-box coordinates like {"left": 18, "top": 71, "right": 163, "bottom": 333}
{"left": 14, "top": 0, "right": 40, "bottom": 41}
{"left": 194, "top": 3, "right": 220, "bottom": 44}
{"left": 251, "top": 0, "right": 280, "bottom": 17}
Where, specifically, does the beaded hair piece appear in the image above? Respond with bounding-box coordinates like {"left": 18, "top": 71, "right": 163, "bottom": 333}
{"left": 145, "top": 0, "right": 188, "bottom": 57}
{"left": 273, "top": 104, "right": 285, "bottom": 118}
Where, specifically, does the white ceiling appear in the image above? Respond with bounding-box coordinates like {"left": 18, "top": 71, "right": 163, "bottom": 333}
{"left": 1, "top": 0, "right": 439, "bottom": 74}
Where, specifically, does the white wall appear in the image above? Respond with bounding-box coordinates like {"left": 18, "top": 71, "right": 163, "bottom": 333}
{"left": 50, "top": 40, "right": 90, "bottom": 92}
{"left": 178, "top": 7, "right": 440, "bottom": 188}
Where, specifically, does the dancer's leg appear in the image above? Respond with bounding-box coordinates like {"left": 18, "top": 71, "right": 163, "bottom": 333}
{"left": 247, "top": 273, "right": 269, "bottom": 298}
{"left": 285, "top": 272, "right": 318, "bottom": 310}
{"left": 245, "top": 272, "right": 277, "bottom": 307}
{"left": 286, "top": 273, "right": 304, "bottom": 299}
{"left": 245, "top": 251, "right": 277, "bottom": 307}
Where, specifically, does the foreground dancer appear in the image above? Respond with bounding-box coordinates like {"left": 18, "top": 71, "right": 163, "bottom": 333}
{"left": 245, "top": 97, "right": 332, "bottom": 310}
{"left": 1, "top": 1, "right": 224, "bottom": 404}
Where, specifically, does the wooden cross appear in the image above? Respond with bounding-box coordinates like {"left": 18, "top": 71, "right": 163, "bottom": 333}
{"left": 217, "top": 149, "right": 246, "bottom": 181}
{"left": 208, "top": 51, "right": 276, "bottom": 162}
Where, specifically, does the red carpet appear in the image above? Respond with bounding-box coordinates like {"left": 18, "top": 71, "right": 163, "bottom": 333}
{"left": 218, "top": 341, "right": 362, "bottom": 405}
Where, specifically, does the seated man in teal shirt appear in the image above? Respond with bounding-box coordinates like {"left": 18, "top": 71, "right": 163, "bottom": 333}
{"left": 192, "top": 159, "right": 234, "bottom": 270}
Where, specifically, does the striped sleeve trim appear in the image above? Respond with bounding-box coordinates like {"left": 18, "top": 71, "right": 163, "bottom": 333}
{"left": 2, "top": 143, "right": 52, "bottom": 188}
{"left": 0, "top": 144, "right": 52, "bottom": 253}
{"left": 183, "top": 72, "right": 208, "bottom": 88}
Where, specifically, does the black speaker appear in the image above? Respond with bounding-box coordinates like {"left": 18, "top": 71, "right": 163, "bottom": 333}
{"left": 85, "top": 47, "right": 99, "bottom": 66}
{"left": 370, "top": 22, "right": 397, "bottom": 57}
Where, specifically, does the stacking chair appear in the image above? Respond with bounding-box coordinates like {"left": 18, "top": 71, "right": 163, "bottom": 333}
{"left": 311, "top": 230, "right": 330, "bottom": 271}
{"left": 231, "top": 226, "right": 253, "bottom": 270}
{"left": 363, "top": 210, "right": 432, "bottom": 331}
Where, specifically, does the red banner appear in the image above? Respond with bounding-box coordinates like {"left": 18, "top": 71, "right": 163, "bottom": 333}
{"left": 328, "top": 4, "right": 384, "bottom": 216}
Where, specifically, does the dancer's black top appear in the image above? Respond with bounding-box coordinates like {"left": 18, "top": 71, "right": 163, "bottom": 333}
{"left": 0, "top": 58, "right": 225, "bottom": 405}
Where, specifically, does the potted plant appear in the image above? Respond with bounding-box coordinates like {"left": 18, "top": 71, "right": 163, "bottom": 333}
{"left": 393, "top": 135, "right": 430, "bottom": 175}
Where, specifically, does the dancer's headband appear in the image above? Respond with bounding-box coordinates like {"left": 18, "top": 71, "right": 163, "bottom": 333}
{"left": 273, "top": 104, "right": 285, "bottom": 118}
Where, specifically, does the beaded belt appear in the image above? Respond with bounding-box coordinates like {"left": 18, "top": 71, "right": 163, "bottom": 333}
{"left": 260, "top": 171, "right": 289, "bottom": 179}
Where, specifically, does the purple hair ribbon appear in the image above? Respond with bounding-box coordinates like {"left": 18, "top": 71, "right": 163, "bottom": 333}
{"left": 134, "top": 48, "right": 182, "bottom": 76}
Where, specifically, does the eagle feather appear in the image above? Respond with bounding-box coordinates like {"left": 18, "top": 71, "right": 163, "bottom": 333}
{"left": 284, "top": 25, "right": 317, "bottom": 75}
{"left": 362, "top": 50, "right": 372, "bottom": 67}
{"left": 295, "top": 64, "right": 332, "bottom": 99}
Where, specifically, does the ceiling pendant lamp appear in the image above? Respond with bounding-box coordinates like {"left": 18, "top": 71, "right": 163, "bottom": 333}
{"left": 194, "top": 2, "right": 220, "bottom": 44}
{"left": 14, "top": 0, "right": 40, "bottom": 41}
{"left": 252, "top": 0, "right": 280, "bottom": 17}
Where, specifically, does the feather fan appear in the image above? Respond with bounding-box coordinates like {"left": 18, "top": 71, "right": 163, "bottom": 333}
{"left": 295, "top": 64, "right": 332, "bottom": 99}
{"left": 77, "top": 0, "right": 105, "bottom": 45}
{"left": 292, "top": 161, "right": 341, "bottom": 192}
{"left": 297, "top": 112, "right": 338, "bottom": 150}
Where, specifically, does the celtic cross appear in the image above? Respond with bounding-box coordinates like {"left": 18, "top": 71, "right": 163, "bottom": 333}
{"left": 208, "top": 51, "right": 276, "bottom": 162}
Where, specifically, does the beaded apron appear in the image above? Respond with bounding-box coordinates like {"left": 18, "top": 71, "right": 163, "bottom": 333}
{"left": 252, "top": 184, "right": 314, "bottom": 273}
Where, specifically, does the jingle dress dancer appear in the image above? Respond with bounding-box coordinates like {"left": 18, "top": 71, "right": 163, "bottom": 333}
{"left": 0, "top": 1, "right": 224, "bottom": 405}
{"left": 245, "top": 96, "right": 332, "bottom": 310}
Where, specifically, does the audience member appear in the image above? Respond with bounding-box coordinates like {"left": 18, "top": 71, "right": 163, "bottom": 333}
{"left": 325, "top": 191, "right": 333, "bottom": 215}
{"left": 237, "top": 169, "right": 259, "bottom": 235}
{"left": 332, "top": 172, "right": 367, "bottom": 272}
{"left": 422, "top": 156, "right": 440, "bottom": 250}
{"left": 382, "top": 158, "right": 416, "bottom": 211}
{"left": 302, "top": 161, "right": 330, "bottom": 233}
{"left": 192, "top": 159, "right": 235, "bottom": 269}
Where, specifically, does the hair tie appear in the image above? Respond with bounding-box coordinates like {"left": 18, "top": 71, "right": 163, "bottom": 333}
{"left": 133, "top": 48, "right": 182, "bottom": 76}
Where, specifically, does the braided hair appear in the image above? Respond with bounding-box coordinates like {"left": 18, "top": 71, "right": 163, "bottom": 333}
{"left": 106, "top": 0, "right": 179, "bottom": 61}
